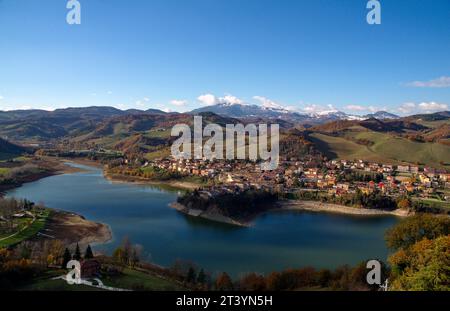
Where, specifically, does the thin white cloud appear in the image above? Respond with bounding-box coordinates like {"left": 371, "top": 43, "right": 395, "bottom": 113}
{"left": 344, "top": 105, "right": 384, "bottom": 113}
{"left": 0, "top": 95, "right": 4, "bottom": 101}
{"left": 155, "top": 105, "right": 173, "bottom": 113}
{"left": 197, "top": 93, "right": 244, "bottom": 106}
{"left": 197, "top": 94, "right": 217, "bottom": 106}
{"left": 397, "top": 102, "right": 416, "bottom": 114}
{"left": 368, "top": 106, "right": 379, "bottom": 113}
{"left": 107, "top": 91, "right": 113, "bottom": 95}
{"left": 345, "top": 105, "right": 366, "bottom": 111}
{"left": 253, "top": 96, "right": 299, "bottom": 112}
{"left": 114, "top": 103, "right": 127, "bottom": 110}
{"left": 397, "top": 101, "right": 448, "bottom": 114}
{"left": 221, "top": 94, "right": 243, "bottom": 105}
{"left": 15, "top": 105, "right": 32, "bottom": 110}
{"left": 133, "top": 97, "right": 151, "bottom": 108}
{"left": 253, "top": 96, "right": 281, "bottom": 109}
{"left": 170, "top": 99, "right": 187, "bottom": 107}
{"left": 418, "top": 102, "right": 448, "bottom": 112}
{"left": 42, "top": 106, "right": 56, "bottom": 111}
{"left": 303, "top": 104, "right": 337, "bottom": 114}
{"left": 406, "top": 76, "right": 450, "bottom": 88}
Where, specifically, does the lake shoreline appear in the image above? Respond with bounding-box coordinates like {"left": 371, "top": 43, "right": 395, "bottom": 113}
{"left": 0, "top": 157, "right": 83, "bottom": 197}
{"left": 170, "top": 200, "right": 411, "bottom": 227}
{"left": 169, "top": 202, "right": 250, "bottom": 227}
{"left": 39, "top": 210, "right": 113, "bottom": 247}
{"left": 276, "top": 200, "right": 411, "bottom": 217}
{"left": 104, "top": 172, "right": 202, "bottom": 191}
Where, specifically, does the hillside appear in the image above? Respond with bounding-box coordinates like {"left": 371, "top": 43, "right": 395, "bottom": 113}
{"left": 307, "top": 115, "right": 450, "bottom": 168}
{"left": 68, "top": 113, "right": 320, "bottom": 161}
{"left": 1, "top": 106, "right": 449, "bottom": 169}
{"left": 0, "top": 138, "right": 28, "bottom": 160}
{"left": 0, "top": 106, "right": 166, "bottom": 142}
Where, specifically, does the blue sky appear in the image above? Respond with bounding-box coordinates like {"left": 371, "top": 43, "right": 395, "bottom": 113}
{"left": 0, "top": 0, "right": 449, "bottom": 115}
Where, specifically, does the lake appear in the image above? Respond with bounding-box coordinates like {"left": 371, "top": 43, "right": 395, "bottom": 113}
{"left": 6, "top": 162, "right": 399, "bottom": 276}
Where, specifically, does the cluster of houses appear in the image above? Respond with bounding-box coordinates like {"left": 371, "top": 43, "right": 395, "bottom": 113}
{"left": 147, "top": 157, "right": 450, "bottom": 201}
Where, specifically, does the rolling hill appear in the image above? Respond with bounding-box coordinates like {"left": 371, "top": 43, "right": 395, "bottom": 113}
{"left": 0, "top": 106, "right": 167, "bottom": 142}
{"left": 307, "top": 114, "right": 450, "bottom": 168}
{"left": 1, "top": 106, "right": 449, "bottom": 169}
{"left": 0, "top": 138, "right": 28, "bottom": 160}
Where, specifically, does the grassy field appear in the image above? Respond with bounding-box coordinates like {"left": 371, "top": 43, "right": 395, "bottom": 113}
{"left": 102, "top": 268, "right": 185, "bottom": 291}
{"left": 144, "top": 148, "right": 172, "bottom": 160}
{"left": 415, "top": 119, "right": 449, "bottom": 129}
{"left": 309, "top": 132, "right": 385, "bottom": 163}
{"left": 22, "top": 268, "right": 185, "bottom": 291}
{"left": 413, "top": 197, "right": 450, "bottom": 211}
{"left": 21, "top": 278, "right": 104, "bottom": 291}
{"left": 0, "top": 167, "right": 10, "bottom": 176}
{"left": 0, "top": 209, "right": 50, "bottom": 248}
{"left": 310, "top": 130, "right": 450, "bottom": 169}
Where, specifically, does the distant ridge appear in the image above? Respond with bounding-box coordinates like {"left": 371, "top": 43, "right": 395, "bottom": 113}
{"left": 0, "top": 138, "right": 28, "bottom": 158}
{"left": 190, "top": 102, "right": 400, "bottom": 123}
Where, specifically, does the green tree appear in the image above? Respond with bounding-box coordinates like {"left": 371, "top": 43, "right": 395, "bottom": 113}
{"left": 62, "top": 248, "right": 72, "bottom": 268}
{"left": 113, "top": 247, "right": 125, "bottom": 264}
{"left": 385, "top": 214, "right": 450, "bottom": 250}
{"left": 73, "top": 243, "right": 81, "bottom": 261}
{"left": 197, "top": 269, "right": 206, "bottom": 284}
{"left": 186, "top": 267, "right": 196, "bottom": 284}
{"left": 389, "top": 235, "right": 450, "bottom": 291}
{"left": 84, "top": 245, "right": 94, "bottom": 259}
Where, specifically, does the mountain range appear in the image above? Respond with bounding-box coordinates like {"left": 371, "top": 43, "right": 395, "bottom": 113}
{"left": 0, "top": 105, "right": 449, "bottom": 168}
{"left": 190, "top": 103, "right": 399, "bottom": 123}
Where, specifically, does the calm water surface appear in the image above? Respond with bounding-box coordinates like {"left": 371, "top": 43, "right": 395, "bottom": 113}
{"left": 6, "top": 163, "right": 398, "bottom": 276}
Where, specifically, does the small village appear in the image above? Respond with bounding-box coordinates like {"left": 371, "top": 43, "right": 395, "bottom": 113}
{"left": 146, "top": 156, "right": 450, "bottom": 204}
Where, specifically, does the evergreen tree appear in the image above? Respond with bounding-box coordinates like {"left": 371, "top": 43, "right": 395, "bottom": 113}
{"left": 73, "top": 243, "right": 81, "bottom": 261}
{"left": 84, "top": 244, "right": 94, "bottom": 259}
{"left": 197, "top": 269, "right": 206, "bottom": 284}
{"left": 62, "top": 248, "right": 72, "bottom": 268}
{"left": 186, "top": 267, "right": 196, "bottom": 283}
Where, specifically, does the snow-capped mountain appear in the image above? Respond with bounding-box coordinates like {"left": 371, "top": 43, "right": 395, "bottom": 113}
{"left": 190, "top": 103, "right": 307, "bottom": 120}
{"left": 190, "top": 103, "right": 398, "bottom": 124}
{"left": 362, "top": 111, "right": 399, "bottom": 120}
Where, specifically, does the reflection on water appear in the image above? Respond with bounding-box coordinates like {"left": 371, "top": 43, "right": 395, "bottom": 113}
{"left": 6, "top": 162, "right": 399, "bottom": 276}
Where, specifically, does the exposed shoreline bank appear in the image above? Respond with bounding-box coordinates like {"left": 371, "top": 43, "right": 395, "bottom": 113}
{"left": 276, "top": 200, "right": 412, "bottom": 217}
{"left": 104, "top": 172, "right": 202, "bottom": 191}
{"left": 170, "top": 200, "right": 411, "bottom": 227}
{"left": 169, "top": 202, "right": 250, "bottom": 227}
{"left": 39, "top": 210, "right": 113, "bottom": 247}
{"left": 0, "top": 157, "right": 78, "bottom": 196}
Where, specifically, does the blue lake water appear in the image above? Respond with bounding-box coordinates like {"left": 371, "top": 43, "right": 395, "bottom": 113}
{"left": 6, "top": 163, "right": 399, "bottom": 276}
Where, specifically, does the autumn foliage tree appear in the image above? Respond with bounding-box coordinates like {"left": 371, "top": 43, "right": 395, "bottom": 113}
{"left": 215, "top": 272, "right": 233, "bottom": 291}
{"left": 389, "top": 235, "right": 450, "bottom": 291}
{"left": 385, "top": 214, "right": 450, "bottom": 250}
{"left": 239, "top": 273, "right": 266, "bottom": 291}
